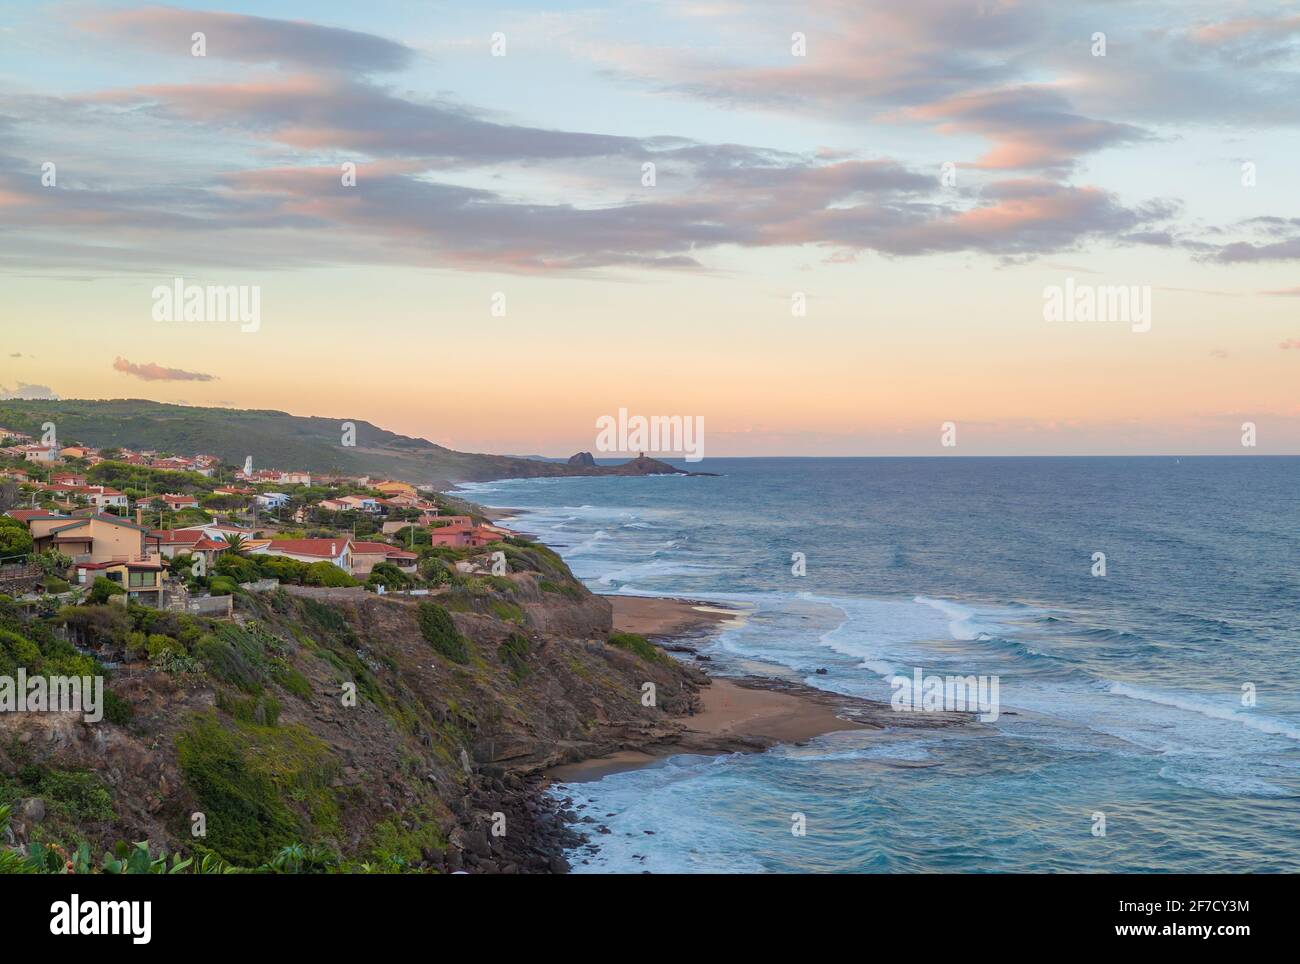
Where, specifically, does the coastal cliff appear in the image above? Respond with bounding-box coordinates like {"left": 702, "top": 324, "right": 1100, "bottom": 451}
{"left": 0, "top": 559, "right": 708, "bottom": 873}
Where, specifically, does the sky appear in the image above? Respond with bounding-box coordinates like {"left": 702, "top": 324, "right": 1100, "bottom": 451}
{"left": 0, "top": 0, "right": 1297, "bottom": 457}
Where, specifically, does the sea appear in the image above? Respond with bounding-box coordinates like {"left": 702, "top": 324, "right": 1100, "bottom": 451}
{"left": 454, "top": 456, "right": 1300, "bottom": 873}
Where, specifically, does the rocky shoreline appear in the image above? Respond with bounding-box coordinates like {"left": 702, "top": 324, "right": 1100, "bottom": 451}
{"left": 510, "top": 595, "right": 980, "bottom": 872}
{"left": 434, "top": 504, "right": 982, "bottom": 873}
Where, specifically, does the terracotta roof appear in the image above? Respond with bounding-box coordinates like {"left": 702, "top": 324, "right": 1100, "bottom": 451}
{"left": 352, "top": 542, "right": 418, "bottom": 559}
{"left": 260, "top": 538, "right": 350, "bottom": 558}
{"left": 6, "top": 509, "right": 65, "bottom": 523}
{"left": 78, "top": 559, "right": 165, "bottom": 571}
{"left": 152, "top": 529, "right": 205, "bottom": 544}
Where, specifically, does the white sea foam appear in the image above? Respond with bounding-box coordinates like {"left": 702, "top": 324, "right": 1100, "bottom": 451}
{"left": 1107, "top": 681, "right": 1300, "bottom": 742}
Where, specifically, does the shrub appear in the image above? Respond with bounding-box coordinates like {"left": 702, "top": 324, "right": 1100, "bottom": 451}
{"left": 255, "top": 555, "right": 309, "bottom": 585}
{"left": 215, "top": 553, "right": 261, "bottom": 584}
{"left": 151, "top": 648, "right": 197, "bottom": 674}
{"left": 33, "top": 550, "right": 72, "bottom": 577}
{"left": 303, "top": 562, "right": 357, "bottom": 588}
{"left": 56, "top": 604, "right": 131, "bottom": 649}
{"left": 0, "top": 629, "right": 42, "bottom": 670}
{"left": 498, "top": 633, "right": 531, "bottom": 682}
{"left": 271, "top": 662, "right": 312, "bottom": 700}
{"left": 417, "top": 556, "right": 453, "bottom": 585}
{"left": 538, "top": 579, "right": 582, "bottom": 599}
{"left": 175, "top": 716, "right": 299, "bottom": 866}
{"left": 417, "top": 602, "right": 469, "bottom": 664}
{"left": 146, "top": 633, "right": 184, "bottom": 660}
{"left": 489, "top": 600, "right": 525, "bottom": 624}
{"left": 30, "top": 768, "right": 115, "bottom": 824}
{"left": 608, "top": 631, "right": 667, "bottom": 665}
{"left": 365, "top": 561, "right": 410, "bottom": 592}
{"left": 124, "top": 630, "right": 149, "bottom": 659}
{"left": 217, "top": 691, "right": 282, "bottom": 727}
{"left": 0, "top": 516, "right": 33, "bottom": 559}
{"left": 194, "top": 632, "right": 264, "bottom": 694}
{"left": 87, "top": 577, "right": 125, "bottom": 605}
{"left": 103, "top": 690, "right": 134, "bottom": 725}
{"left": 208, "top": 575, "right": 239, "bottom": 596}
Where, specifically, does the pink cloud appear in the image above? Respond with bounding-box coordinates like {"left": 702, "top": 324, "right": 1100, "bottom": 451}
{"left": 113, "top": 357, "right": 216, "bottom": 382}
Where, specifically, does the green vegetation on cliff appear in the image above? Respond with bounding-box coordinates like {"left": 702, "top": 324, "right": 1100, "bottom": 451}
{"left": 2, "top": 542, "right": 702, "bottom": 874}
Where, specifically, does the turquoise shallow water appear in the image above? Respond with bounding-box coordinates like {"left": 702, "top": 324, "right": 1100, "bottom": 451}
{"left": 456, "top": 456, "right": 1300, "bottom": 872}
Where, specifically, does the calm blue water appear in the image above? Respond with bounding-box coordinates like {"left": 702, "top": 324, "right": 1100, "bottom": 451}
{"left": 456, "top": 457, "right": 1300, "bottom": 872}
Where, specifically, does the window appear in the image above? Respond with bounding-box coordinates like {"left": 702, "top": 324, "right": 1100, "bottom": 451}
{"left": 129, "top": 571, "right": 157, "bottom": 588}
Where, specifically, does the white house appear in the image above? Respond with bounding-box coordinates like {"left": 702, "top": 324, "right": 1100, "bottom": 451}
{"left": 256, "top": 492, "right": 289, "bottom": 510}
{"left": 339, "top": 495, "right": 380, "bottom": 513}
{"left": 23, "top": 445, "right": 61, "bottom": 463}
{"left": 176, "top": 522, "right": 255, "bottom": 541}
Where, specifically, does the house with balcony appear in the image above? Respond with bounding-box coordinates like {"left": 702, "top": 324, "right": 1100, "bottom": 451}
{"left": 24, "top": 513, "right": 168, "bottom": 605}
{"left": 426, "top": 520, "right": 507, "bottom": 549}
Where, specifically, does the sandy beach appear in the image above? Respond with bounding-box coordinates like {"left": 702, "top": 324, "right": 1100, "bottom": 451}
{"left": 609, "top": 593, "right": 740, "bottom": 640}
{"left": 546, "top": 594, "right": 882, "bottom": 782}
{"left": 547, "top": 677, "right": 869, "bottom": 782}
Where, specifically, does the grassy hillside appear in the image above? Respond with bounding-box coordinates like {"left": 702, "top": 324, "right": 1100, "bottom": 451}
{"left": 0, "top": 398, "right": 583, "bottom": 486}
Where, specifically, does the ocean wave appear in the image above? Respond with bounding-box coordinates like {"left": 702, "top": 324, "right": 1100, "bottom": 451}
{"left": 1106, "top": 681, "right": 1300, "bottom": 742}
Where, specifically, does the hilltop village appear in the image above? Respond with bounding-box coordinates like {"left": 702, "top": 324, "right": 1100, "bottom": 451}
{"left": 0, "top": 427, "right": 513, "bottom": 609}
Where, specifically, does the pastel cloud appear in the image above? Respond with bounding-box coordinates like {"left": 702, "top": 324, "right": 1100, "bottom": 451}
{"left": 95, "top": 75, "right": 656, "bottom": 164}
{"left": 113, "top": 356, "right": 217, "bottom": 382}
{"left": 79, "top": 6, "right": 413, "bottom": 72}
{"left": 0, "top": 3, "right": 1284, "bottom": 277}
{"left": 903, "top": 87, "right": 1148, "bottom": 172}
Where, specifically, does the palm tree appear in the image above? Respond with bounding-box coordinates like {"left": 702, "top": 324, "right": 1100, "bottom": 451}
{"left": 222, "top": 533, "right": 249, "bottom": 556}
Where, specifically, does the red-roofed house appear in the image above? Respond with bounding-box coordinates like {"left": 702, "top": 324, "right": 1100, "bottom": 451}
{"left": 152, "top": 529, "right": 231, "bottom": 567}
{"left": 88, "top": 486, "right": 128, "bottom": 511}
{"left": 5, "top": 508, "right": 60, "bottom": 525}
{"left": 426, "top": 523, "right": 504, "bottom": 549}
{"left": 373, "top": 480, "right": 417, "bottom": 497}
{"left": 160, "top": 493, "right": 200, "bottom": 510}
{"left": 253, "top": 538, "right": 352, "bottom": 572}
{"left": 350, "top": 542, "right": 419, "bottom": 577}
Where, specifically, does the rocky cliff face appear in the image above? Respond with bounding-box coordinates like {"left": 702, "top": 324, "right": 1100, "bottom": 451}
{"left": 0, "top": 570, "right": 706, "bottom": 873}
